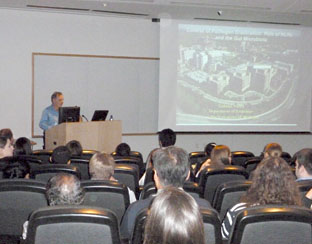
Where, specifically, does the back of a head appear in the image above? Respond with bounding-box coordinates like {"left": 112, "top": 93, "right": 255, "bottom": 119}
{"left": 210, "top": 145, "right": 231, "bottom": 165}
{"left": 204, "top": 142, "right": 216, "bottom": 157}
{"left": 14, "top": 137, "right": 32, "bottom": 156}
{"left": 115, "top": 143, "right": 131, "bottom": 156}
{"left": 158, "top": 128, "right": 176, "bottom": 147}
{"left": 153, "top": 146, "right": 190, "bottom": 187}
{"left": 66, "top": 140, "right": 83, "bottom": 157}
{"left": 89, "top": 152, "right": 115, "bottom": 180}
{"left": 51, "top": 146, "right": 71, "bottom": 164}
{"left": 0, "top": 128, "right": 13, "bottom": 141}
{"left": 295, "top": 148, "right": 312, "bottom": 175}
{"left": 144, "top": 187, "right": 204, "bottom": 244}
{"left": 263, "top": 143, "right": 282, "bottom": 158}
{"left": 46, "top": 173, "right": 85, "bottom": 206}
{"left": 244, "top": 157, "right": 301, "bottom": 206}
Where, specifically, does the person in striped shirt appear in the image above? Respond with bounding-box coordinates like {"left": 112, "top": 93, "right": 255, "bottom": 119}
{"left": 221, "top": 156, "right": 302, "bottom": 240}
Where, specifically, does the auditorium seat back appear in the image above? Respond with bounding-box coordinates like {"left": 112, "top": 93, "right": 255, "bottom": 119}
{"left": 0, "top": 179, "right": 47, "bottom": 239}
{"left": 229, "top": 205, "right": 312, "bottom": 244}
{"left": 81, "top": 180, "right": 130, "bottom": 223}
{"left": 212, "top": 180, "right": 252, "bottom": 219}
{"left": 26, "top": 205, "right": 121, "bottom": 244}
{"left": 30, "top": 164, "right": 81, "bottom": 182}
{"left": 199, "top": 165, "right": 249, "bottom": 203}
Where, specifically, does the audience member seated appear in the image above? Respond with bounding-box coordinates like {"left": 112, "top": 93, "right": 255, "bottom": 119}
{"left": 0, "top": 128, "right": 14, "bottom": 146}
{"left": 261, "top": 142, "right": 283, "bottom": 158}
{"left": 158, "top": 128, "right": 176, "bottom": 148}
{"left": 2, "top": 160, "right": 30, "bottom": 179}
{"left": 115, "top": 143, "right": 131, "bottom": 156}
{"left": 293, "top": 148, "right": 312, "bottom": 208}
{"left": 14, "top": 137, "right": 32, "bottom": 156}
{"left": 190, "top": 142, "right": 217, "bottom": 181}
{"left": 50, "top": 146, "right": 71, "bottom": 164}
{"left": 204, "top": 142, "right": 217, "bottom": 158}
{"left": 246, "top": 142, "right": 283, "bottom": 179}
{"left": 0, "top": 136, "right": 14, "bottom": 160}
{"left": 196, "top": 145, "right": 231, "bottom": 177}
{"left": 120, "top": 146, "right": 212, "bottom": 240}
{"left": 144, "top": 187, "right": 205, "bottom": 244}
{"left": 294, "top": 148, "right": 312, "bottom": 182}
{"left": 139, "top": 128, "right": 176, "bottom": 186}
{"left": 22, "top": 173, "right": 85, "bottom": 240}
{"left": 139, "top": 148, "right": 159, "bottom": 186}
{"left": 0, "top": 136, "right": 31, "bottom": 179}
{"left": 89, "top": 152, "right": 136, "bottom": 203}
{"left": 221, "top": 156, "right": 302, "bottom": 240}
{"left": 66, "top": 140, "right": 83, "bottom": 157}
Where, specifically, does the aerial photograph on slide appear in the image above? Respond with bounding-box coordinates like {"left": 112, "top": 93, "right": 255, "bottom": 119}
{"left": 176, "top": 24, "right": 300, "bottom": 127}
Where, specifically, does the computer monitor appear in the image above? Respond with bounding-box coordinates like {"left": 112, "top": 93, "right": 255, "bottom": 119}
{"left": 91, "top": 110, "right": 109, "bottom": 121}
{"left": 58, "top": 106, "right": 80, "bottom": 124}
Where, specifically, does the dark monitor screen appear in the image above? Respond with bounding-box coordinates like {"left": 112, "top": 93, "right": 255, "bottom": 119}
{"left": 92, "top": 110, "right": 109, "bottom": 121}
{"left": 58, "top": 106, "right": 80, "bottom": 124}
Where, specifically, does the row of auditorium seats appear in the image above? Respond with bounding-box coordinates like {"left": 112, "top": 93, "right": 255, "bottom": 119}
{"left": 0, "top": 151, "right": 299, "bottom": 206}
{"left": 131, "top": 204, "right": 312, "bottom": 244}
{"left": 0, "top": 177, "right": 310, "bottom": 243}
{"left": 0, "top": 179, "right": 130, "bottom": 241}
{"left": 21, "top": 204, "right": 312, "bottom": 244}
{"left": 0, "top": 147, "right": 310, "bottom": 243}
{"left": 190, "top": 150, "right": 293, "bottom": 172}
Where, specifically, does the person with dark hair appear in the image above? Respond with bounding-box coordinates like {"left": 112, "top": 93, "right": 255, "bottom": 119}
{"left": 221, "top": 156, "right": 302, "bottom": 240}
{"left": 89, "top": 152, "right": 136, "bottom": 203}
{"left": 66, "top": 140, "right": 83, "bottom": 157}
{"left": 144, "top": 187, "right": 205, "bottom": 244}
{"left": 204, "top": 142, "right": 217, "bottom": 157}
{"left": 0, "top": 136, "right": 14, "bottom": 159}
{"left": 14, "top": 137, "right": 32, "bottom": 156}
{"left": 294, "top": 148, "right": 312, "bottom": 181}
{"left": 22, "top": 173, "right": 85, "bottom": 239}
{"left": 120, "top": 146, "right": 211, "bottom": 240}
{"left": 2, "top": 161, "right": 30, "bottom": 179}
{"left": 50, "top": 146, "right": 71, "bottom": 164}
{"left": 0, "top": 128, "right": 14, "bottom": 145}
{"left": 39, "top": 91, "right": 64, "bottom": 131}
{"left": 115, "top": 143, "right": 131, "bottom": 156}
{"left": 0, "top": 136, "right": 30, "bottom": 179}
{"left": 158, "top": 128, "right": 176, "bottom": 148}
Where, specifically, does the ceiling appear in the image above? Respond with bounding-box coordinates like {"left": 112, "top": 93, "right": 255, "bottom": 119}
{"left": 1, "top": 0, "right": 312, "bottom": 25}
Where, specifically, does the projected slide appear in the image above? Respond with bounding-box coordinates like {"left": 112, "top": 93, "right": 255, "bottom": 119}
{"left": 159, "top": 20, "right": 312, "bottom": 132}
{"left": 177, "top": 25, "right": 299, "bottom": 126}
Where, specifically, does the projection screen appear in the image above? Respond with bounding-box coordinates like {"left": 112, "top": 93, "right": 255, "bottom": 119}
{"left": 158, "top": 19, "right": 312, "bottom": 132}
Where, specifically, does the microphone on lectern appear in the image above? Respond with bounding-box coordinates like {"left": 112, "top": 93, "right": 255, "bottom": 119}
{"left": 81, "top": 115, "right": 89, "bottom": 122}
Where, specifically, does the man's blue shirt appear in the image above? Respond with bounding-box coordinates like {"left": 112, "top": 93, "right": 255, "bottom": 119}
{"left": 39, "top": 105, "right": 59, "bottom": 131}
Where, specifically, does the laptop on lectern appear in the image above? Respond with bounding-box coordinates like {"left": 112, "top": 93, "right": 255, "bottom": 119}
{"left": 91, "top": 110, "right": 109, "bottom": 121}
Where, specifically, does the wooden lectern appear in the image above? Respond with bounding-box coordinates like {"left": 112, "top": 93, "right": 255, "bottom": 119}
{"left": 45, "top": 121, "right": 122, "bottom": 153}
